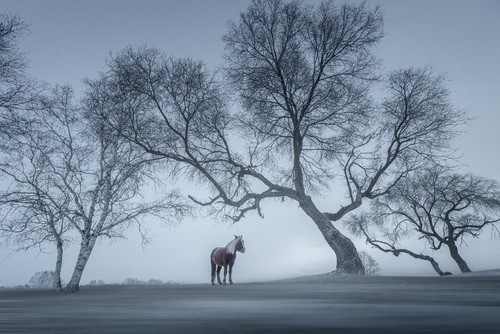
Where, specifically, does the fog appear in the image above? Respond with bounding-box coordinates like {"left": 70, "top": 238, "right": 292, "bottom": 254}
{"left": 1, "top": 0, "right": 499, "bottom": 287}
{"left": 3, "top": 275, "right": 500, "bottom": 333}
{"left": 2, "top": 199, "right": 499, "bottom": 287}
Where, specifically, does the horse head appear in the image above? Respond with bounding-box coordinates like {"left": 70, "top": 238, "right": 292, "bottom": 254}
{"left": 234, "top": 235, "right": 246, "bottom": 253}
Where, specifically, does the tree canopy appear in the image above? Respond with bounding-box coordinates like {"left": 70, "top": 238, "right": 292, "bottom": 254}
{"left": 83, "top": 0, "right": 466, "bottom": 274}
{"left": 349, "top": 165, "right": 500, "bottom": 275}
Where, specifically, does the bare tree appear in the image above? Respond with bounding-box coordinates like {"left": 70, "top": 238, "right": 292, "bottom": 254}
{"left": 91, "top": 1, "right": 465, "bottom": 275}
{"left": 0, "top": 198, "right": 70, "bottom": 289}
{"left": 349, "top": 215, "right": 450, "bottom": 276}
{"left": 0, "top": 14, "right": 40, "bottom": 120}
{"left": 0, "top": 14, "right": 28, "bottom": 108}
{"left": 0, "top": 85, "right": 188, "bottom": 293}
{"left": 66, "top": 87, "right": 189, "bottom": 294}
{"left": 0, "top": 87, "right": 73, "bottom": 290}
{"left": 349, "top": 165, "right": 500, "bottom": 275}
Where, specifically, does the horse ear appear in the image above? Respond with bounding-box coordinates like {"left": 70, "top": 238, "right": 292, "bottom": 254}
{"left": 234, "top": 235, "right": 237, "bottom": 239}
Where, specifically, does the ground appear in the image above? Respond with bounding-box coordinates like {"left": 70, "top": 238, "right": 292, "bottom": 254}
{"left": 1, "top": 272, "right": 500, "bottom": 333}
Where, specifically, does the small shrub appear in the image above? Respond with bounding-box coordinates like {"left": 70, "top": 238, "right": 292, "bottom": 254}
{"left": 123, "top": 277, "right": 146, "bottom": 285}
{"left": 89, "top": 279, "right": 106, "bottom": 285}
{"left": 359, "top": 251, "right": 382, "bottom": 276}
{"left": 148, "top": 279, "right": 164, "bottom": 285}
{"left": 29, "top": 271, "right": 57, "bottom": 288}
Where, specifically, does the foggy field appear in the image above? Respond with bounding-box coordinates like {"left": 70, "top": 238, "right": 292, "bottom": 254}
{"left": 1, "top": 273, "right": 500, "bottom": 334}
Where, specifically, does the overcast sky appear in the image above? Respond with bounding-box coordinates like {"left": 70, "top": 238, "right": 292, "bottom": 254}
{"left": 1, "top": 0, "right": 499, "bottom": 287}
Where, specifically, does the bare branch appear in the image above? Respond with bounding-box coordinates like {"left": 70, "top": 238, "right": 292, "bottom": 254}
{"left": 357, "top": 165, "right": 500, "bottom": 273}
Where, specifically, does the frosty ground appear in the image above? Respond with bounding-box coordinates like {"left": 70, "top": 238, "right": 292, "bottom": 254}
{"left": 1, "top": 272, "right": 500, "bottom": 334}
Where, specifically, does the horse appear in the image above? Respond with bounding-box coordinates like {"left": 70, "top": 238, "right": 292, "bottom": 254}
{"left": 210, "top": 235, "right": 246, "bottom": 285}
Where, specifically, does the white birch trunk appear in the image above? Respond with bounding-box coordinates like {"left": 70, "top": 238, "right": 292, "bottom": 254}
{"left": 54, "top": 239, "right": 63, "bottom": 290}
{"left": 64, "top": 235, "right": 97, "bottom": 294}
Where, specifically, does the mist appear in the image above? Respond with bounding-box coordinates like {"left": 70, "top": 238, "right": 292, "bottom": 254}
{"left": 1, "top": 0, "right": 499, "bottom": 288}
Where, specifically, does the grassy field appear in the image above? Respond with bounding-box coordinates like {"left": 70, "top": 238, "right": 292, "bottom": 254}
{"left": 1, "top": 272, "right": 500, "bottom": 333}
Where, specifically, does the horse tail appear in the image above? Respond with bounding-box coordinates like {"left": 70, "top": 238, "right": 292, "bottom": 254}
{"left": 210, "top": 255, "right": 216, "bottom": 271}
{"left": 210, "top": 248, "right": 218, "bottom": 284}
{"left": 210, "top": 248, "right": 217, "bottom": 262}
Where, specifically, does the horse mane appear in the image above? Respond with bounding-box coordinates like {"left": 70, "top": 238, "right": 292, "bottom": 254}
{"left": 225, "top": 237, "right": 239, "bottom": 254}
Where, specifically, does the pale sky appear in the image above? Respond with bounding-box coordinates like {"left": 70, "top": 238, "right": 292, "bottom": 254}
{"left": 1, "top": 0, "right": 499, "bottom": 287}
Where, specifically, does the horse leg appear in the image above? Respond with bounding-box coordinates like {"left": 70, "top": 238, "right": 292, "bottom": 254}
{"left": 229, "top": 263, "right": 234, "bottom": 284}
{"left": 211, "top": 260, "right": 216, "bottom": 285}
{"left": 223, "top": 264, "right": 228, "bottom": 285}
{"left": 224, "top": 263, "right": 228, "bottom": 285}
{"left": 216, "top": 266, "right": 222, "bottom": 284}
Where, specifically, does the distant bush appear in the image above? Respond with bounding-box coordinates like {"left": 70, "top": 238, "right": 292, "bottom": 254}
{"left": 123, "top": 277, "right": 147, "bottom": 285}
{"left": 147, "top": 279, "right": 164, "bottom": 285}
{"left": 89, "top": 279, "right": 106, "bottom": 285}
{"left": 122, "top": 278, "right": 178, "bottom": 285}
{"left": 359, "top": 251, "right": 382, "bottom": 276}
{"left": 29, "top": 271, "right": 57, "bottom": 288}
{"left": 16, "top": 284, "right": 31, "bottom": 289}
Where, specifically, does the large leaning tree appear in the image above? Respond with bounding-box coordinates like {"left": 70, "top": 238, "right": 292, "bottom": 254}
{"left": 349, "top": 165, "right": 500, "bottom": 275}
{"left": 89, "top": 0, "right": 465, "bottom": 274}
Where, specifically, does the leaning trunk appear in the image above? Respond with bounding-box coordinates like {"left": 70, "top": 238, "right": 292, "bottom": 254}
{"left": 403, "top": 251, "right": 447, "bottom": 276}
{"left": 299, "top": 198, "right": 365, "bottom": 275}
{"left": 64, "top": 236, "right": 96, "bottom": 294}
{"left": 428, "top": 258, "right": 448, "bottom": 276}
{"left": 54, "top": 239, "right": 63, "bottom": 290}
{"left": 447, "top": 242, "right": 471, "bottom": 273}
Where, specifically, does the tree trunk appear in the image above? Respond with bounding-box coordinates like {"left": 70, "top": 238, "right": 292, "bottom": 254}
{"left": 447, "top": 242, "right": 471, "bottom": 273}
{"left": 64, "top": 236, "right": 96, "bottom": 294}
{"left": 365, "top": 239, "right": 449, "bottom": 276}
{"left": 299, "top": 198, "right": 365, "bottom": 275}
{"left": 417, "top": 253, "right": 447, "bottom": 276}
{"left": 54, "top": 239, "right": 63, "bottom": 291}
